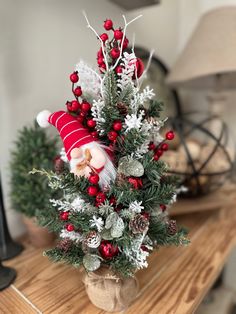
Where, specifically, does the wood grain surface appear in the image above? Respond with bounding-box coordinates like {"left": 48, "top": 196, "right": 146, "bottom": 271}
{"left": 2, "top": 207, "right": 236, "bottom": 314}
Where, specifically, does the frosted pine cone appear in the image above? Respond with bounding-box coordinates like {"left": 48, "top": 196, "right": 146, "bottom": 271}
{"left": 167, "top": 220, "right": 177, "bottom": 235}
{"left": 56, "top": 238, "right": 72, "bottom": 252}
{"left": 54, "top": 156, "right": 64, "bottom": 174}
{"left": 84, "top": 231, "right": 101, "bottom": 248}
{"left": 129, "top": 214, "right": 149, "bottom": 234}
{"left": 117, "top": 103, "right": 128, "bottom": 115}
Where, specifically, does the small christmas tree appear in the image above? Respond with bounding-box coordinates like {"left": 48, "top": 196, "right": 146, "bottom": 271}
{"left": 33, "top": 15, "right": 189, "bottom": 278}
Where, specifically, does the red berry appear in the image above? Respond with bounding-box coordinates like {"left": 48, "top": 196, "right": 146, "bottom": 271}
{"left": 154, "top": 154, "right": 159, "bottom": 161}
{"left": 112, "top": 120, "right": 122, "bottom": 131}
{"left": 133, "top": 58, "right": 144, "bottom": 78}
{"left": 97, "top": 48, "right": 103, "bottom": 58}
{"left": 73, "top": 86, "right": 82, "bottom": 97}
{"left": 96, "top": 192, "right": 106, "bottom": 204}
{"left": 90, "top": 131, "right": 98, "bottom": 138}
{"left": 141, "top": 245, "right": 149, "bottom": 252}
{"left": 99, "top": 63, "right": 106, "bottom": 71}
{"left": 161, "top": 143, "right": 169, "bottom": 151}
{"left": 155, "top": 149, "right": 163, "bottom": 157}
{"left": 115, "top": 66, "right": 123, "bottom": 74}
{"left": 108, "top": 130, "right": 118, "bottom": 141}
{"left": 121, "top": 37, "right": 129, "bottom": 49}
{"left": 87, "top": 118, "right": 96, "bottom": 128}
{"left": 70, "top": 71, "right": 79, "bottom": 83}
{"left": 111, "top": 48, "right": 120, "bottom": 59}
{"left": 87, "top": 185, "right": 99, "bottom": 197}
{"left": 114, "top": 29, "right": 123, "bottom": 40}
{"left": 109, "top": 196, "right": 116, "bottom": 206}
{"left": 71, "top": 100, "right": 80, "bottom": 112}
{"left": 97, "top": 57, "right": 104, "bottom": 66}
{"left": 81, "top": 101, "right": 91, "bottom": 112}
{"left": 66, "top": 224, "right": 74, "bottom": 232}
{"left": 142, "top": 212, "right": 150, "bottom": 220}
{"left": 77, "top": 114, "right": 84, "bottom": 123}
{"left": 160, "top": 204, "right": 167, "bottom": 211}
{"left": 100, "top": 33, "right": 108, "bottom": 42}
{"left": 60, "top": 211, "right": 69, "bottom": 221}
{"left": 89, "top": 173, "right": 99, "bottom": 185}
{"left": 166, "top": 131, "right": 175, "bottom": 141}
{"left": 104, "top": 19, "right": 113, "bottom": 30}
{"left": 148, "top": 142, "right": 156, "bottom": 151}
{"left": 128, "top": 177, "right": 143, "bottom": 189}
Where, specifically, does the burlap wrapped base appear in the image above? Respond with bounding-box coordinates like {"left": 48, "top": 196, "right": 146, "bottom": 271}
{"left": 83, "top": 267, "right": 139, "bottom": 312}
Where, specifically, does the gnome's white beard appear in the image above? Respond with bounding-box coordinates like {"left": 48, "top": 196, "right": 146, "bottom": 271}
{"left": 70, "top": 142, "right": 116, "bottom": 189}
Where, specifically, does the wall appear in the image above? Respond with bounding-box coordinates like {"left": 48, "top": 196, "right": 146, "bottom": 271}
{"left": 0, "top": 0, "right": 123, "bottom": 237}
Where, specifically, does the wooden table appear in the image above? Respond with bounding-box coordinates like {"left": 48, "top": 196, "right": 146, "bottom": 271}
{"left": 2, "top": 206, "right": 236, "bottom": 314}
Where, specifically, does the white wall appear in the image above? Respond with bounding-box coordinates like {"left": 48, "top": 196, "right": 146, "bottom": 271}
{"left": 0, "top": 0, "right": 124, "bottom": 237}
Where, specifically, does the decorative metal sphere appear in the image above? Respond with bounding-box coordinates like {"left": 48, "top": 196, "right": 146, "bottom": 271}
{"left": 163, "top": 112, "right": 235, "bottom": 197}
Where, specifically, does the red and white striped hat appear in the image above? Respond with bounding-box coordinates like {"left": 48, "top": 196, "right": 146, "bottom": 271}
{"left": 37, "top": 110, "right": 94, "bottom": 160}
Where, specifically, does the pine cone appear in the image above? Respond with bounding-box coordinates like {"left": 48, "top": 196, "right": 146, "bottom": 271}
{"left": 56, "top": 238, "right": 72, "bottom": 252}
{"left": 167, "top": 220, "right": 177, "bottom": 235}
{"left": 117, "top": 103, "right": 128, "bottom": 115}
{"left": 54, "top": 156, "right": 64, "bottom": 174}
{"left": 84, "top": 231, "right": 101, "bottom": 248}
{"left": 129, "top": 214, "right": 149, "bottom": 234}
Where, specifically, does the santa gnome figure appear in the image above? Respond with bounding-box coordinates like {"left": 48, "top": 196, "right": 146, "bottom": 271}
{"left": 36, "top": 110, "right": 116, "bottom": 188}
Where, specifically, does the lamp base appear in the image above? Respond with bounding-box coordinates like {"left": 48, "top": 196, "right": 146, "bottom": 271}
{"left": 0, "top": 263, "right": 16, "bottom": 290}
{"left": 0, "top": 241, "right": 24, "bottom": 261}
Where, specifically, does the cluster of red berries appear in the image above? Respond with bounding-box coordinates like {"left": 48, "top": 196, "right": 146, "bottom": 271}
{"left": 149, "top": 130, "right": 175, "bottom": 161}
{"left": 107, "top": 120, "right": 122, "bottom": 143}
{"left": 67, "top": 71, "right": 98, "bottom": 139}
{"left": 97, "top": 19, "right": 129, "bottom": 73}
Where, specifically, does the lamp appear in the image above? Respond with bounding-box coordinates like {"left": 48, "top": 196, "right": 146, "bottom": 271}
{"left": 167, "top": 6, "right": 236, "bottom": 119}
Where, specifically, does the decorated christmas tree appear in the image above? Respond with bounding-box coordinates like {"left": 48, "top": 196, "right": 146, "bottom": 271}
{"left": 33, "top": 14, "right": 189, "bottom": 311}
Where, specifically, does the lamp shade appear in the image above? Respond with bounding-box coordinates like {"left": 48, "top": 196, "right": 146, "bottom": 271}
{"left": 167, "top": 6, "right": 236, "bottom": 89}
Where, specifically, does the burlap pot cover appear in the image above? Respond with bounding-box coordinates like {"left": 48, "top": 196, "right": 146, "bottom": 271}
{"left": 83, "top": 267, "right": 139, "bottom": 312}
{"left": 23, "top": 216, "right": 55, "bottom": 248}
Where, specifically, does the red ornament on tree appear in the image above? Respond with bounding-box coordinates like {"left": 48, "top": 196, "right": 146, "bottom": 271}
{"left": 128, "top": 177, "right": 143, "bottom": 189}
{"left": 104, "top": 19, "right": 113, "bottom": 31}
{"left": 66, "top": 100, "right": 80, "bottom": 112}
{"left": 73, "top": 86, "right": 82, "bottom": 97}
{"left": 99, "top": 63, "right": 106, "bottom": 72}
{"left": 141, "top": 212, "right": 150, "bottom": 220}
{"left": 160, "top": 143, "right": 169, "bottom": 151}
{"left": 89, "top": 173, "right": 99, "bottom": 185}
{"left": 96, "top": 192, "right": 106, "bottom": 204}
{"left": 97, "top": 48, "right": 103, "bottom": 58}
{"left": 121, "top": 37, "right": 129, "bottom": 49}
{"left": 112, "top": 120, "right": 122, "bottom": 131}
{"left": 160, "top": 204, "right": 167, "bottom": 211}
{"left": 100, "top": 33, "right": 108, "bottom": 42}
{"left": 97, "top": 57, "right": 104, "bottom": 66}
{"left": 153, "top": 154, "right": 159, "bottom": 161}
{"left": 148, "top": 142, "right": 156, "bottom": 151}
{"left": 87, "top": 185, "right": 99, "bottom": 197}
{"left": 111, "top": 48, "right": 120, "bottom": 59}
{"left": 108, "top": 130, "right": 118, "bottom": 141}
{"left": 66, "top": 224, "right": 75, "bottom": 232}
{"left": 90, "top": 130, "right": 98, "bottom": 138}
{"left": 99, "top": 240, "right": 119, "bottom": 259}
{"left": 70, "top": 71, "right": 79, "bottom": 83}
{"left": 60, "top": 211, "right": 69, "bottom": 221}
{"left": 81, "top": 101, "right": 91, "bottom": 112}
{"left": 109, "top": 196, "right": 116, "bottom": 206}
{"left": 134, "top": 58, "right": 144, "bottom": 78}
{"left": 87, "top": 118, "right": 96, "bottom": 128}
{"left": 114, "top": 29, "right": 123, "bottom": 40}
{"left": 115, "top": 65, "right": 123, "bottom": 74}
{"left": 166, "top": 130, "right": 175, "bottom": 140}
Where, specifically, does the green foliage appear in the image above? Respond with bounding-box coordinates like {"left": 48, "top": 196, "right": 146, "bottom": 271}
{"left": 144, "top": 99, "right": 163, "bottom": 118}
{"left": 45, "top": 244, "right": 84, "bottom": 267}
{"left": 10, "top": 121, "right": 58, "bottom": 217}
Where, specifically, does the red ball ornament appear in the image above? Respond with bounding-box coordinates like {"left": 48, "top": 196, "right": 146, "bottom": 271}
{"left": 133, "top": 58, "right": 144, "bottom": 78}
{"left": 166, "top": 130, "right": 175, "bottom": 141}
{"left": 73, "top": 86, "right": 82, "bottom": 97}
{"left": 66, "top": 224, "right": 75, "bottom": 232}
{"left": 60, "top": 211, "right": 69, "bottom": 221}
{"left": 153, "top": 154, "right": 160, "bottom": 161}
{"left": 99, "top": 241, "right": 119, "bottom": 259}
{"left": 81, "top": 101, "right": 91, "bottom": 112}
{"left": 114, "top": 29, "right": 123, "bottom": 40}
{"left": 115, "top": 65, "right": 123, "bottom": 74}
{"left": 96, "top": 192, "right": 106, "bottom": 204}
{"left": 111, "top": 48, "right": 120, "bottom": 59}
{"left": 87, "top": 185, "right": 99, "bottom": 197}
{"left": 70, "top": 71, "right": 79, "bottom": 83}
{"left": 87, "top": 118, "right": 96, "bottom": 128}
{"left": 104, "top": 19, "right": 113, "bottom": 31}
{"left": 89, "top": 173, "right": 99, "bottom": 185}
{"left": 160, "top": 204, "right": 167, "bottom": 211}
{"left": 128, "top": 177, "right": 143, "bottom": 190}
{"left": 100, "top": 33, "right": 108, "bottom": 42}
{"left": 112, "top": 120, "right": 122, "bottom": 131}
{"left": 161, "top": 143, "right": 169, "bottom": 151}
{"left": 108, "top": 130, "right": 118, "bottom": 141}
{"left": 148, "top": 142, "right": 156, "bottom": 151}
{"left": 90, "top": 130, "right": 98, "bottom": 138}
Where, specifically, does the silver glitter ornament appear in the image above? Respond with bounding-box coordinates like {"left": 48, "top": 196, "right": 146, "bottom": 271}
{"left": 118, "top": 157, "right": 144, "bottom": 177}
